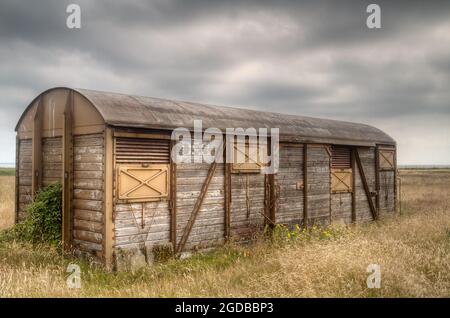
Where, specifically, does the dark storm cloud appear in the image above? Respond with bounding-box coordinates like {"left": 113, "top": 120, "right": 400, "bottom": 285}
{"left": 0, "top": 0, "right": 449, "bottom": 164}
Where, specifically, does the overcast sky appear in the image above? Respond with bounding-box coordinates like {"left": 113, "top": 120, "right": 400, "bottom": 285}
{"left": 0, "top": 0, "right": 449, "bottom": 165}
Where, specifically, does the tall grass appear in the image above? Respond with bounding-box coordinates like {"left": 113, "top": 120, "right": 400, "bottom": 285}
{"left": 0, "top": 170, "right": 448, "bottom": 297}
{"left": 0, "top": 176, "right": 14, "bottom": 230}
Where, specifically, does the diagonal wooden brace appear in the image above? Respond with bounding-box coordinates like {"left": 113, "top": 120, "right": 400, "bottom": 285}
{"left": 354, "top": 148, "right": 378, "bottom": 220}
{"left": 176, "top": 161, "right": 218, "bottom": 255}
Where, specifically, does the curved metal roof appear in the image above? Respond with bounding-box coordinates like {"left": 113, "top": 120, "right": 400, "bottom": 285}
{"left": 17, "top": 87, "right": 395, "bottom": 146}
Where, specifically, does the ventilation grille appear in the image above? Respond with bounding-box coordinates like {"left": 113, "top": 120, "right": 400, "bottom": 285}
{"left": 115, "top": 137, "right": 170, "bottom": 164}
{"left": 331, "top": 146, "right": 351, "bottom": 169}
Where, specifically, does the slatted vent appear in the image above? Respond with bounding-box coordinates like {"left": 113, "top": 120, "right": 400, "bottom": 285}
{"left": 115, "top": 137, "right": 170, "bottom": 165}
{"left": 331, "top": 146, "right": 351, "bottom": 169}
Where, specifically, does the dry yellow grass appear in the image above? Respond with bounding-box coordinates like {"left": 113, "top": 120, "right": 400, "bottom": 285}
{"left": 0, "top": 170, "right": 449, "bottom": 297}
{"left": 0, "top": 176, "right": 15, "bottom": 230}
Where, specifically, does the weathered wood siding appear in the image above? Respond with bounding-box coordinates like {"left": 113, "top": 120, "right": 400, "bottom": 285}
{"left": 307, "top": 145, "right": 331, "bottom": 226}
{"left": 377, "top": 146, "right": 396, "bottom": 217}
{"left": 72, "top": 134, "right": 104, "bottom": 256}
{"left": 330, "top": 193, "right": 352, "bottom": 224}
{"left": 114, "top": 200, "right": 171, "bottom": 250}
{"left": 109, "top": 138, "right": 395, "bottom": 260}
{"left": 17, "top": 139, "right": 32, "bottom": 221}
{"left": 230, "top": 171, "right": 265, "bottom": 240}
{"left": 113, "top": 162, "right": 226, "bottom": 253}
{"left": 314, "top": 146, "right": 394, "bottom": 225}
{"left": 176, "top": 163, "right": 225, "bottom": 250}
{"left": 379, "top": 170, "right": 395, "bottom": 216}
{"left": 42, "top": 137, "right": 63, "bottom": 186}
{"left": 355, "top": 147, "right": 376, "bottom": 222}
{"left": 113, "top": 135, "right": 172, "bottom": 251}
{"left": 277, "top": 143, "right": 304, "bottom": 226}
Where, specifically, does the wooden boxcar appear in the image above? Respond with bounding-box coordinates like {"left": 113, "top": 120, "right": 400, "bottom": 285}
{"left": 15, "top": 87, "right": 397, "bottom": 269}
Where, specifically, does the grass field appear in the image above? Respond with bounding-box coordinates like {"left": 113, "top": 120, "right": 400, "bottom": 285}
{"left": 0, "top": 174, "right": 14, "bottom": 230}
{"left": 0, "top": 168, "right": 15, "bottom": 176}
{"left": 0, "top": 170, "right": 449, "bottom": 297}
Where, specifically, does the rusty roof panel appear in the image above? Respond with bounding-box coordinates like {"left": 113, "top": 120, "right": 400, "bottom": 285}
{"left": 77, "top": 88, "right": 395, "bottom": 146}
{"left": 15, "top": 87, "right": 395, "bottom": 146}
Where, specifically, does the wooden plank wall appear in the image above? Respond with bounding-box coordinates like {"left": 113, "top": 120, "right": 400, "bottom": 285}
{"left": 276, "top": 143, "right": 304, "bottom": 226}
{"left": 230, "top": 171, "right": 265, "bottom": 240}
{"left": 330, "top": 193, "right": 352, "bottom": 224}
{"left": 17, "top": 139, "right": 32, "bottom": 221}
{"left": 329, "top": 146, "right": 352, "bottom": 225}
{"left": 112, "top": 134, "right": 172, "bottom": 250}
{"left": 306, "top": 145, "right": 331, "bottom": 226}
{"left": 354, "top": 147, "right": 377, "bottom": 222}
{"left": 114, "top": 201, "right": 171, "bottom": 249}
{"left": 109, "top": 139, "right": 395, "bottom": 257}
{"left": 72, "top": 134, "right": 104, "bottom": 256}
{"left": 42, "top": 137, "right": 63, "bottom": 187}
{"left": 378, "top": 170, "right": 395, "bottom": 216}
{"left": 176, "top": 163, "right": 225, "bottom": 250}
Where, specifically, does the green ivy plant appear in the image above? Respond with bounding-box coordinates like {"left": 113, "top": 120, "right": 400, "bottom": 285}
{"left": 1, "top": 183, "right": 62, "bottom": 246}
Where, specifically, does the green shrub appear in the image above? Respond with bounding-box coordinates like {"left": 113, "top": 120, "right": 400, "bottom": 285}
{"left": 265, "top": 223, "right": 342, "bottom": 246}
{"left": 0, "top": 183, "right": 62, "bottom": 245}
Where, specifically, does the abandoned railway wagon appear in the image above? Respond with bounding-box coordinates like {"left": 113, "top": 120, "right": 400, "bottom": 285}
{"left": 15, "top": 87, "right": 397, "bottom": 269}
